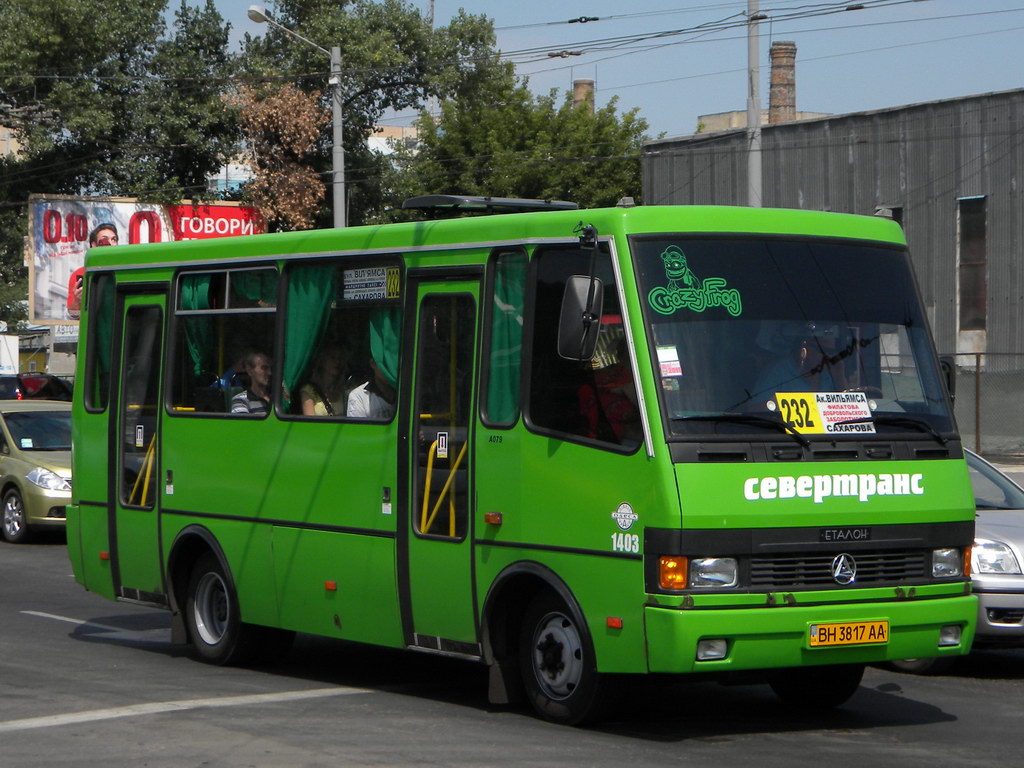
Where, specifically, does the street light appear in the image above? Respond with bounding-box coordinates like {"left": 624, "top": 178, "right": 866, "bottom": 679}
{"left": 247, "top": 4, "right": 346, "bottom": 228}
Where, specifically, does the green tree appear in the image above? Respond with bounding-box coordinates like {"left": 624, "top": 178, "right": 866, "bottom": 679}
{"left": 0, "top": 1, "right": 237, "bottom": 329}
{"left": 240, "top": 0, "right": 502, "bottom": 226}
{"left": 376, "top": 70, "right": 649, "bottom": 219}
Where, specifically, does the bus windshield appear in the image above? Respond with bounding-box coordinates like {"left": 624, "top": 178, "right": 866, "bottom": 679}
{"left": 631, "top": 235, "right": 954, "bottom": 440}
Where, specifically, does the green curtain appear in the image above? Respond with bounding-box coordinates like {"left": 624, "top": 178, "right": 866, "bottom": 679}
{"left": 370, "top": 306, "right": 402, "bottom": 388}
{"left": 232, "top": 269, "right": 278, "bottom": 306}
{"left": 486, "top": 251, "right": 527, "bottom": 424}
{"left": 180, "top": 274, "right": 214, "bottom": 376}
{"left": 283, "top": 264, "right": 337, "bottom": 409}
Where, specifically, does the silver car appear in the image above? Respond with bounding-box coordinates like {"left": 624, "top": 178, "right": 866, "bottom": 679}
{"left": 889, "top": 449, "right": 1024, "bottom": 673}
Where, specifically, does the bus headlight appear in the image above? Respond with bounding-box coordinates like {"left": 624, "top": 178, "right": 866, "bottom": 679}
{"left": 932, "top": 548, "right": 963, "bottom": 578}
{"left": 972, "top": 539, "right": 1022, "bottom": 574}
{"left": 688, "top": 557, "right": 738, "bottom": 588}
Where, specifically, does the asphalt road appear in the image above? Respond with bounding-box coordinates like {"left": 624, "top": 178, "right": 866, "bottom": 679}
{"left": 2, "top": 535, "right": 1023, "bottom": 768}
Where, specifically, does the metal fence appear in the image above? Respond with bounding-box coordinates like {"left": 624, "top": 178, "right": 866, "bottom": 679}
{"left": 944, "top": 353, "right": 1024, "bottom": 459}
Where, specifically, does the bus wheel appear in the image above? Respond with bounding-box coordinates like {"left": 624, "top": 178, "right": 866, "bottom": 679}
{"left": 767, "top": 663, "right": 865, "bottom": 709}
{"left": 884, "top": 657, "right": 955, "bottom": 675}
{"left": 2, "top": 489, "right": 31, "bottom": 543}
{"left": 518, "top": 593, "right": 606, "bottom": 725}
{"left": 185, "top": 552, "right": 250, "bottom": 665}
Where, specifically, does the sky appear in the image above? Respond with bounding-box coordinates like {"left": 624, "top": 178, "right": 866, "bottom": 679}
{"left": 214, "top": 1, "right": 1024, "bottom": 139}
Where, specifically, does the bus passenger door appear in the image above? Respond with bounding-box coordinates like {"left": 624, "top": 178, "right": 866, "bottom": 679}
{"left": 401, "top": 278, "right": 480, "bottom": 653}
{"left": 110, "top": 292, "right": 167, "bottom": 604}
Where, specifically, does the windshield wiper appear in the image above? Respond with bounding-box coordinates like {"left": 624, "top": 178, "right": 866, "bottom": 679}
{"left": 834, "top": 414, "right": 947, "bottom": 445}
{"left": 673, "top": 413, "right": 810, "bottom": 449}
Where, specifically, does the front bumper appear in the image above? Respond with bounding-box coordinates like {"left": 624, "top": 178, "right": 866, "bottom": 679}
{"left": 645, "top": 593, "right": 977, "bottom": 673}
{"left": 974, "top": 590, "right": 1024, "bottom": 646}
{"left": 24, "top": 487, "right": 70, "bottom": 528}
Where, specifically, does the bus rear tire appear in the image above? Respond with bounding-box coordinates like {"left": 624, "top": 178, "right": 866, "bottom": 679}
{"left": 767, "top": 663, "right": 865, "bottom": 709}
{"left": 185, "top": 551, "right": 257, "bottom": 665}
{"left": 518, "top": 592, "right": 608, "bottom": 725}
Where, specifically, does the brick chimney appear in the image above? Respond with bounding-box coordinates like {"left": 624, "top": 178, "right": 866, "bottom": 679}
{"left": 573, "top": 79, "right": 595, "bottom": 114}
{"left": 768, "top": 41, "right": 797, "bottom": 124}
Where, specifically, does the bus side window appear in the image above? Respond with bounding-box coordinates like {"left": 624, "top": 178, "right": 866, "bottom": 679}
{"left": 170, "top": 268, "right": 278, "bottom": 416}
{"left": 282, "top": 259, "right": 402, "bottom": 421}
{"left": 527, "top": 247, "right": 641, "bottom": 451}
{"left": 481, "top": 248, "right": 527, "bottom": 427}
{"left": 84, "top": 273, "right": 115, "bottom": 412}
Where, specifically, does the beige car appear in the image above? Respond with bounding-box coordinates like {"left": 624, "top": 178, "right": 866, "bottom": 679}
{"left": 0, "top": 401, "right": 72, "bottom": 543}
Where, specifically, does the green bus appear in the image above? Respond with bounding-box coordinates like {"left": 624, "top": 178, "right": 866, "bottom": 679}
{"left": 68, "top": 197, "right": 976, "bottom": 724}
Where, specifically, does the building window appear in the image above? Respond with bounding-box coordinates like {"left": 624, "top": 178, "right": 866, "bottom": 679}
{"left": 957, "top": 197, "right": 987, "bottom": 332}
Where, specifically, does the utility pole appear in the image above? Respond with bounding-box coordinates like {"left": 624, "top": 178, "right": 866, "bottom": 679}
{"left": 330, "top": 46, "right": 346, "bottom": 228}
{"left": 747, "top": 0, "right": 763, "bottom": 207}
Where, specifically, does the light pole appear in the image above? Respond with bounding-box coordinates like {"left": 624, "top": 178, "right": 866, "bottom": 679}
{"left": 247, "top": 5, "right": 346, "bottom": 228}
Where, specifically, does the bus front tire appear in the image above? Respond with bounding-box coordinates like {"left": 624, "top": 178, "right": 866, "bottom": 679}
{"left": 767, "top": 663, "right": 865, "bottom": 709}
{"left": 518, "top": 592, "right": 608, "bottom": 726}
{"left": 884, "top": 656, "right": 955, "bottom": 675}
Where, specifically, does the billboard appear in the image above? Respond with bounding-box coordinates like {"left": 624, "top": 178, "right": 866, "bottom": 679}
{"left": 27, "top": 195, "right": 265, "bottom": 324}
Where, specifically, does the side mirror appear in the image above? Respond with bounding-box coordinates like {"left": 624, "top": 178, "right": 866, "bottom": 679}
{"left": 557, "top": 275, "right": 604, "bottom": 361}
{"left": 938, "top": 355, "right": 956, "bottom": 403}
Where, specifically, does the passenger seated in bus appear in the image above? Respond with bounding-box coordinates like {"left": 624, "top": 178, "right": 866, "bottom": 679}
{"left": 347, "top": 356, "right": 396, "bottom": 419}
{"left": 300, "top": 341, "right": 354, "bottom": 417}
{"left": 231, "top": 350, "right": 273, "bottom": 414}
{"left": 220, "top": 351, "right": 247, "bottom": 391}
{"left": 750, "top": 321, "right": 849, "bottom": 402}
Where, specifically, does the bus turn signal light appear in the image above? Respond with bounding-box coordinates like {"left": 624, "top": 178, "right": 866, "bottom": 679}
{"left": 484, "top": 512, "right": 503, "bottom": 525}
{"left": 659, "top": 556, "right": 688, "bottom": 590}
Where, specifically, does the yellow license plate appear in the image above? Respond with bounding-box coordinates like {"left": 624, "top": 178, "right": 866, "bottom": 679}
{"left": 809, "top": 620, "right": 889, "bottom": 647}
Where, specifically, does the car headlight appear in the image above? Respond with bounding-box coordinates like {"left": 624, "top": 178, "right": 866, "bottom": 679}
{"left": 688, "top": 557, "right": 739, "bottom": 588}
{"left": 26, "top": 467, "right": 71, "bottom": 492}
{"left": 972, "top": 538, "right": 1022, "bottom": 575}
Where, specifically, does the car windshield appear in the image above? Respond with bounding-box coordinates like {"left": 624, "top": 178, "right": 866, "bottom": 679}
{"left": 4, "top": 410, "right": 71, "bottom": 451}
{"left": 966, "top": 451, "right": 1024, "bottom": 511}
{"left": 632, "top": 236, "right": 954, "bottom": 441}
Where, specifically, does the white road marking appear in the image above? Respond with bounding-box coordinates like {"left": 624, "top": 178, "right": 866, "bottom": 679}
{"left": 0, "top": 688, "right": 371, "bottom": 733}
{"left": 21, "top": 610, "right": 137, "bottom": 633}
{"left": 6, "top": 610, "right": 371, "bottom": 733}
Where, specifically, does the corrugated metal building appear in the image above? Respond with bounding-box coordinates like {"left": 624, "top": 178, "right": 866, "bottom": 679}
{"left": 643, "top": 87, "right": 1024, "bottom": 358}
{"left": 642, "top": 87, "right": 1024, "bottom": 453}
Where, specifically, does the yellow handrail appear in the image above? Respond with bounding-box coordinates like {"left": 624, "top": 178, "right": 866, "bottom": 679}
{"left": 128, "top": 434, "right": 157, "bottom": 507}
{"left": 420, "top": 440, "right": 468, "bottom": 535}
{"left": 419, "top": 440, "right": 438, "bottom": 532}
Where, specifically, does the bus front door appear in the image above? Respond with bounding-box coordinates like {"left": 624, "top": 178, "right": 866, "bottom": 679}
{"left": 109, "top": 292, "right": 167, "bottom": 604}
{"left": 401, "top": 279, "right": 480, "bottom": 654}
